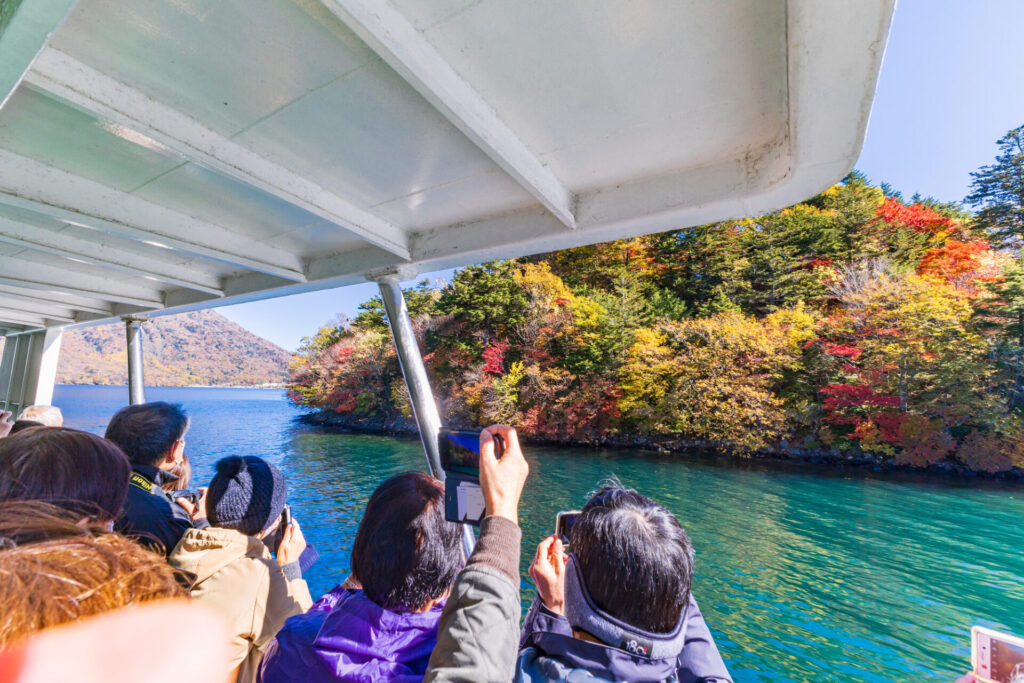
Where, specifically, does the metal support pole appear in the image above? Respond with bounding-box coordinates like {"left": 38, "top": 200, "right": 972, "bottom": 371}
{"left": 123, "top": 316, "right": 146, "bottom": 405}
{"left": 376, "top": 275, "right": 476, "bottom": 556}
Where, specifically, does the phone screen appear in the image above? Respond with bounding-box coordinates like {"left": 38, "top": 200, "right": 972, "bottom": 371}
{"left": 556, "top": 511, "right": 582, "bottom": 543}
{"left": 439, "top": 429, "right": 483, "bottom": 475}
{"left": 974, "top": 627, "right": 1024, "bottom": 683}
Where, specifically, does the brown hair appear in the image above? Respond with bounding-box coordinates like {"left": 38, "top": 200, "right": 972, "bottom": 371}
{"left": 0, "top": 501, "right": 186, "bottom": 648}
{"left": 0, "top": 427, "right": 131, "bottom": 522}
{"left": 160, "top": 454, "right": 192, "bottom": 493}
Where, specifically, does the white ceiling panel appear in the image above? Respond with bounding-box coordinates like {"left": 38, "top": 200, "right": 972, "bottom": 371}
{"left": 235, "top": 59, "right": 529, "bottom": 211}
{"left": 0, "top": 87, "right": 182, "bottom": 192}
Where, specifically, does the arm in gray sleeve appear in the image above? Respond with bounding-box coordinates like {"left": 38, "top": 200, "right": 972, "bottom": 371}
{"left": 425, "top": 515, "right": 523, "bottom": 683}
{"left": 677, "top": 595, "right": 733, "bottom": 683}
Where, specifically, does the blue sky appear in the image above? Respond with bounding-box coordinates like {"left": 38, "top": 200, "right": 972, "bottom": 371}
{"left": 219, "top": 0, "right": 1024, "bottom": 352}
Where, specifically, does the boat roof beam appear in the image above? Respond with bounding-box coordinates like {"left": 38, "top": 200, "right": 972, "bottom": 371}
{"left": 0, "top": 150, "right": 307, "bottom": 282}
{"left": 0, "top": 286, "right": 111, "bottom": 316}
{"left": 0, "top": 307, "right": 71, "bottom": 325}
{"left": 0, "top": 257, "right": 164, "bottom": 308}
{"left": 24, "top": 48, "right": 413, "bottom": 260}
{"left": 0, "top": 295, "right": 77, "bottom": 320}
{"left": 0, "top": 215, "right": 225, "bottom": 296}
{"left": 0, "top": 0, "right": 79, "bottom": 109}
{"left": 320, "top": 0, "right": 577, "bottom": 229}
{"left": 0, "top": 309, "right": 48, "bottom": 327}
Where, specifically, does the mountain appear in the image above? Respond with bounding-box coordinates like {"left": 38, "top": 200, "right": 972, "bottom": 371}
{"left": 57, "top": 309, "right": 291, "bottom": 387}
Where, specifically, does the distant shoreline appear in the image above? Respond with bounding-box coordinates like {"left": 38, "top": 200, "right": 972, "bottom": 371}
{"left": 298, "top": 410, "right": 1024, "bottom": 482}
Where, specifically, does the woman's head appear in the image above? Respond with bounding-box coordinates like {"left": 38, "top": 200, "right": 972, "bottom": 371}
{"left": 0, "top": 427, "right": 132, "bottom": 523}
{"left": 351, "top": 471, "right": 464, "bottom": 612}
{"left": 0, "top": 502, "right": 186, "bottom": 648}
{"left": 161, "top": 454, "right": 192, "bottom": 493}
{"left": 206, "top": 456, "right": 287, "bottom": 536}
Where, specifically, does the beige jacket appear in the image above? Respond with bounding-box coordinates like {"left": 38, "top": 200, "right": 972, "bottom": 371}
{"left": 169, "top": 526, "right": 313, "bottom": 683}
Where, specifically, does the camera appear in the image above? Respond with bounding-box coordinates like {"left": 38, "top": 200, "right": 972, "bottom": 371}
{"left": 169, "top": 489, "right": 202, "bottom": 506}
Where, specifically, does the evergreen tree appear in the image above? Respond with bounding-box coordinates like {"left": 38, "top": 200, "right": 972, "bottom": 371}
{"left": 977, "top": 257, "right": 1024, "bottom": 410}
{"left": 966, "top": 124, "right": 1024, "bottom": 245}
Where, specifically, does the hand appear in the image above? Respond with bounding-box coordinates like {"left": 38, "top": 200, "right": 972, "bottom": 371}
{"left": 529, "top": 535, "right": 567, "bottom": 614}
{"left": 191, "top": 487, "right": 208, "bottom": 521}
{"left": 479, "top": 425, "right": 529, "bottom": 525}
{"left": 0, "top": 411, "right": 13, "bottom": 438}
{"left": 954, "top": 674, "right": 977, "bottom": 683}
{"left": 276, "top": 518, "right": 306, "bottom": 567}
{"left": 174, "top": 496, "right": 196, "bottom": 517}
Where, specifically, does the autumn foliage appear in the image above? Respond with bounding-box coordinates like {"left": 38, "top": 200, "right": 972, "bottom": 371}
{"left": 289, "top": 174, "right": 1024, "bottom": 471}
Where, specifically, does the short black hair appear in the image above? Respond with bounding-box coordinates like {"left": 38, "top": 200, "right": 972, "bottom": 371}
{"left": 104, "top": 402, "right": 189, "bottom": 467}
{"left": 0, "top": 427, "right": 132, "bottom": 522}
{"left": 573, "top": 483, "right": 695, "bottom": 633}
{"left": 351, "top": 472, "right": 464, "bottom": 612}
{"left": 8, "top": 420, "right": 42, "bottom": 435}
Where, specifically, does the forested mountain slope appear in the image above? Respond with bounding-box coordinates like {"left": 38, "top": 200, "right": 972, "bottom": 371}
{"left": 58, "top": 310, "right": 290, "bottom": 387}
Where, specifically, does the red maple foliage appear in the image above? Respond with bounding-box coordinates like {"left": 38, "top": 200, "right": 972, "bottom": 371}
{"left": 481, "top": 340, "right": 509, "bottom": 375}
{"left": 917, "top": 240, "right": 995, "bottom": 293}
{"left": 876, "top": 198, "right": 958, "bottom": 235}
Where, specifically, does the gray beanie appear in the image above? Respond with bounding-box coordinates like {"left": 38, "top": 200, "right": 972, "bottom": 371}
{"left": 207, "top": 456, "right": 287, "bottom": 536}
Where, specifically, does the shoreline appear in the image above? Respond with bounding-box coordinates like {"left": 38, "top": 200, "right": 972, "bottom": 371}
{"left": 298, "top": 410, "right": 1024, "bottom": 482}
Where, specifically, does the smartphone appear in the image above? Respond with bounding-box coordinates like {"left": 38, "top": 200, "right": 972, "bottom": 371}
{"left": 972, "top": 626, "right": 1024, "bottom": 683}
{"left": 555, "top": 510, "right": 582, "bottom": 545}
{"left": 439, "top": 428, "right": 504, "bottom": 476}
{"left": 281, "top": 504, "right": 291, "bottom": 529}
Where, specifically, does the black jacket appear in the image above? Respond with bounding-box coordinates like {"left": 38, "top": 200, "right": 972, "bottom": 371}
{"left": 115, "top": 464, "right": 207, "bottom": 555}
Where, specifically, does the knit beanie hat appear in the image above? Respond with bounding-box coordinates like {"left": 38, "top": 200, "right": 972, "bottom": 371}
{"left": 206, "top": 456, "right": 288, "bottom": 536}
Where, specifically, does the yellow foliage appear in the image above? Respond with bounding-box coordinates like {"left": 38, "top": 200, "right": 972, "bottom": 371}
{"left": 619, "top": 311, "right": 803, "bottom": 452}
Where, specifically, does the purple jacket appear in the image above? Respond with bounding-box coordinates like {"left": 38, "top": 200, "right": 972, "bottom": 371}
{"left": 257, "top": 586, "right": 445, "bottom": 683}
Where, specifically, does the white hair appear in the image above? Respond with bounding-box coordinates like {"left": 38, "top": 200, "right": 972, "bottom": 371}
{"left": 18, "top": 405, "right": 63, "bottom": 427}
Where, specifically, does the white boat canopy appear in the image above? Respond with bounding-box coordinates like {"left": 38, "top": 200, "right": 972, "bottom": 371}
{"left": 0, "top": 0, "right": 895, "bottom": 332}
{"left": 0, "top": 0, "right": 894, "bottom": 410}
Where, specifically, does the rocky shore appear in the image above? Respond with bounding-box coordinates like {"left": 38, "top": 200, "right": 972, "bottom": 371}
{"left": 298, "top": 410, "right": 1024, "bottom": 481}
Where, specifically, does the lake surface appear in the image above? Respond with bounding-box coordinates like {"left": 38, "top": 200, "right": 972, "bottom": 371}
{"left": 54, "top": 384, "right": 1023, "bottom": 682}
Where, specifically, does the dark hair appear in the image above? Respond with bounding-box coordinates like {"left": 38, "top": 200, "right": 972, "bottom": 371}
{"left": 104, "top": 402, "right": 189, "bottom": 467}
{"left": 573, "top": 483, "right": 695, "bottom": 633}
{"left": 0, "top": 427, "right": 132, "bottom": 522}
{"left": 8, "top": 420, "right": 43, "bottom": 435}
{"left": 351, "top": 472, "right": 464, "bottom": 612}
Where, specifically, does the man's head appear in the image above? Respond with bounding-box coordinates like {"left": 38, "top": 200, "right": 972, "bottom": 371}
{"left": 0, "top": 427, "right": 132, "bottom": 523}
{"left": 18, "top": 405, "right": 62, "bottom": 427}
{"left": 104, "top": 402, "right": 189, "bottom": 469}
{"left": 351, "top": 471, "right": 464, "bottom": 612}
{"left": 206, "top": 456, "right": 288, "bottom": 537}
{"left": 571, "top": 483, "right": 694, "bottom": 633}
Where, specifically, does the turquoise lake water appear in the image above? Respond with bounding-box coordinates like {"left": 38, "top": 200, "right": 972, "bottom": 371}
{"left": 54, "top": 384, "right": 1024, "bottom": 682}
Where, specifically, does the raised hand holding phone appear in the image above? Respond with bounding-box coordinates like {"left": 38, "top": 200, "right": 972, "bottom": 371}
{"left": 0, "top": 411, "right": 13, "bottom": 439}
{"left": 529, "top": 535, "right": 567, "bottom": 615}
{"left": 276, "top": 517, "right": 306, "bottom": 567}
{"left": 479, "top": 424, "right": 528, "bottom": 524}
